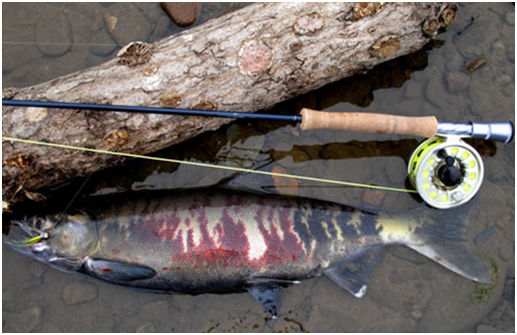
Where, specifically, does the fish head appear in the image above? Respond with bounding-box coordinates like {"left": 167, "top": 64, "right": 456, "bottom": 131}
{"left": 4, "top": 213, "right": 98, "bottom": 271}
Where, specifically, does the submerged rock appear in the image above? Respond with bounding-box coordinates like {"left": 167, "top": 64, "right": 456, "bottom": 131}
{"left": 160, "top": 2, "right": 201, "bottom": 27}
{"left": 62, "top": 282, "right": 98, "bottom": 305}
{"left": 34, "top": 8, "right": 72, "bottom": 56}
{"left": 7, "top": 306, "right": 43, "bottom": 332}
{"left": 104, "top": 4, "right": 153, "bottom": 46}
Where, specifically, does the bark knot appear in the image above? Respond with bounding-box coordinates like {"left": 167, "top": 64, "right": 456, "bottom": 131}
{"left": 352, "top": 2, "right": 383, "bottom": 20}
{"left": 3, "top": 153, "right": 36, "bottom": 168}
{"left": 293, "top": 13, "right": 324, "bottom": 35}
{"left": 117, "top": 41, "right": 153, "bottom": 67}
{"left": 370, "top": 35, "right": 401, "bottom": 59}
{"left": 191, "top": 100, "right": 217, "bottom": 111}
{"left": 160, "top": 93, "right": 183, "bottom": 107}
{"left": 238, "top": 39, "right": 273, "bottom": 75}
{"left": 103, "top": 129, "right": 129, "bottom": 149}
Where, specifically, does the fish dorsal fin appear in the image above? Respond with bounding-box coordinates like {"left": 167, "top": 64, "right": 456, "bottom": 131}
{"left": 82, "top": 258, "right": 156, "bottom": 283}
{"left": 324, "top": 247, "right": 382, "bottom": 298}
{"left": 248, "top": 284, "right": 281, "bottom": 318}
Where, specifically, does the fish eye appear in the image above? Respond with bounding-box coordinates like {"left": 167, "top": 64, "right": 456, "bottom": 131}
{"left": 34, "top": 217, "right": 45, "bottom": 230}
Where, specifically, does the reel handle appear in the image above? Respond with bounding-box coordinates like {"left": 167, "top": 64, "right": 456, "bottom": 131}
{"left": 299, "top": 108, "right": 438, "bottom": 137}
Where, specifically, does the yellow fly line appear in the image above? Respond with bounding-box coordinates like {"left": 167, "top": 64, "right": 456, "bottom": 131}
{"left": 2, "top": 136, "right": 418, "bottom": 194}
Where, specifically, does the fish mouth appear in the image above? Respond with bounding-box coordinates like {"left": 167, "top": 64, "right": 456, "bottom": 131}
{"left": 3, "top": 219, "right": 44, "bottom": 247}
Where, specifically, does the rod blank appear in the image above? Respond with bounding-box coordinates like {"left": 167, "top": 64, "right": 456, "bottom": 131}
{"left": 2, "top": 99, "right": 302, "bottom": 123}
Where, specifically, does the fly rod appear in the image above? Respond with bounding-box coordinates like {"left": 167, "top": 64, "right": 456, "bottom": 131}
{"left": 3, "top": 99, "right": 514, "bottom": 209}
{"left": 2, "top": 99, "right": 513, "bottom": 143}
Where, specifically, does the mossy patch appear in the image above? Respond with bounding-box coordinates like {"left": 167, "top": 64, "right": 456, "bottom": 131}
{"left": 470, "top": 258, "right": 499, "bottom": 305}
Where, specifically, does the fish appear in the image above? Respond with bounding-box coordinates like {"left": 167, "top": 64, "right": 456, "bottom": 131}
{"left": 3, "top": 189, "right": 490, "bottom": 317}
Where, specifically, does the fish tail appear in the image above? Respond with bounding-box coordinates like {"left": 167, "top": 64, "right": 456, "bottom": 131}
{"left": 404, "top": 204, "right": 491, "bottom": 284}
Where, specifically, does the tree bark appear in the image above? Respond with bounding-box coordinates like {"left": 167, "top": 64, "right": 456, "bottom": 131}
{"left": 2, "top": 2, "right": 456, "bottom": 205}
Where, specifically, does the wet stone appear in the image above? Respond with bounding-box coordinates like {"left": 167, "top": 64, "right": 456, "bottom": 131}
{"left": 503, "top": 278, "right": 514, "bottom": 303}
{"left": 137, "top": 321, "right": 156, "bottom": 332}
{"left": 445, "top": 72, "right": 470, "bottom": 92}
{"left": 498, "top": 243, "right": 513, "bottom": 261}
{"left": 10, "top": 306, "right": 43, "bottom": 332}
{"left": 89, "top": 28, "right": 118, "bottom": 57}
{"left": 505, "top": 12, "right": 514, "bottom": 25}
{"left": 424, "top": 71, "right": 448, "bottom": 109}
{"left": 161, "top": 2, "right": 201, "bottom": 27}
{"left": 34, "top": 8, "right": 73, "bottom": 56}
{"left": 384, "top": 158, "right": 407, "bottom": 184}
{"left": 473, "top": 226, "right": 495, "bottom": 246}
{"left": 62, "top": 282, "right": 99, "bottom": 305}
{"left": 476, "top": 323, "right": 499, "bottom": 332}
{"left": 28, "top": 260, "right": 48, "bottom": 278}
{"left": 152, "top": 16, "right": 172, "bottom": 41}
{"left": 105, "top": 4, "right": 153, "bottom": 46}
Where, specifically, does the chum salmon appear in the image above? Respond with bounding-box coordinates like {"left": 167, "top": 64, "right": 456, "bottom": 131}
{"left": 4, "top": 190, "right": 490, "bottom": 317}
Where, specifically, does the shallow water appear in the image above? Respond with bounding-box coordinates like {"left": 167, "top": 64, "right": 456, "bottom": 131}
{"left": 2, "top": 3, "right": 514, "bottom": 332}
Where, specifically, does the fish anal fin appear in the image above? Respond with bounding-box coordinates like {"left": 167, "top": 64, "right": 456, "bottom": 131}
{"left": 248, "top": 284, "right": 281, "bottom": 318}
{"left": 82, "top": 258, "right": 156, "bottom": 283}
{"left": 324, "top": 247, "right": 382, "bottom": 298}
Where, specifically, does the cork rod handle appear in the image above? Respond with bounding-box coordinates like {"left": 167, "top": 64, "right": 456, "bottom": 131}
{"left": 300, "top": 108, "right": 438, "bottom": 138}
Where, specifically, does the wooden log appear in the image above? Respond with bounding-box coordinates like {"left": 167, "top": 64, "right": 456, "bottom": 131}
{"left": 2, "top": 2, "right": 456, "bottom": 205}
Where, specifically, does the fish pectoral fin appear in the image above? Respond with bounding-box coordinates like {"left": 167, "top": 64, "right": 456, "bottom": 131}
{"left": 82, "top": 258, "right": 156, "bottom": 283}
{"left": 324, "top": 247, "right": 382, "bottom": 298}
{"left": 248, "top": 284, "right": 282, "bottom": 319}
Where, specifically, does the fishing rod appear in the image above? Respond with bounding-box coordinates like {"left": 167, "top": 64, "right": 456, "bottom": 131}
{"left": 1, "top": 99, "right": 513, "bottom": 142}
{"left": 2, "top": 99, "right": 514, "bottom": 209}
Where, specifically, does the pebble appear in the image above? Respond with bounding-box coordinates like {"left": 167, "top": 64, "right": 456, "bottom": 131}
{"left": 137, "top": 321, "right": 156, "bottom": 332}
{"left": 476, "top": 323, "right": 499, "bottom": 332}
{"left": 362, "top": 189, "right": 386, "bottom": 207}
{"left": 384, "top": 158, "right": 407, "bottom": 185}
{"left": 160, "top": 2, "right": 201, "bottom": 27}
{"left": 9, "top": 306, "right": 43, "bottom": 332}
{"left": 502, "top": 278, "right": 514, "bottom": 303}
{"left": 403, "top": 81, "right": 424, "bottom": 100}
{"left": 494, "top": 74, "right": 512, "bottom": 87}
{"left": 424, "top": 72, "right": 448, "bottom": 110}
{"left": 445, "top": 72, "right": 470, "bottom": 92}
{"left": 104, "top": 4, "right": 153, "bottom": 46}
{"left": 151, "top": 16, "right": 173, "bottom": 41}
{"left": 28, "top": 260, "right": 48, "bottom": 278}
{"left": 505, "top": 12, "right": 514, "bottom": 25}
{"left": 506, "top": 44, "right": 514, "bottom": 62}
{"left": 89, "top": 28, "right": 118, "bottom": 57}
{"left": 62, "top": 282, "right": 99, "bottom": 305}
{"left": 473, "top": 226, "right": 495, "bottom": 246}
{"left": 498, "top": 243, "right": 514, "bottom": 261}
{"left": 34, "top": 8, "right": 73, "bottom": 56}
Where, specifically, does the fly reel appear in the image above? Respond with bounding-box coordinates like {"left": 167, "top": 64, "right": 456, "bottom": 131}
{"left": 408, "top": 136, "right": 484, "bottom": 209}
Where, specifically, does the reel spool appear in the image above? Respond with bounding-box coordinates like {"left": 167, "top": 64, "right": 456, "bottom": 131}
{"left": 408, "top": 136, "right": 484, "bottom": 209}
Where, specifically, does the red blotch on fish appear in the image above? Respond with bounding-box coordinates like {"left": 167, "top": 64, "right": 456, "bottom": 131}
{"left": 102, "top": 268, "right": 111, "bottom": 272}
{"left": 111, "top": 248, "right": 121, "bottom": 255}
{"left": 138, "top": 195, "right": 306, "bottom": 270}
